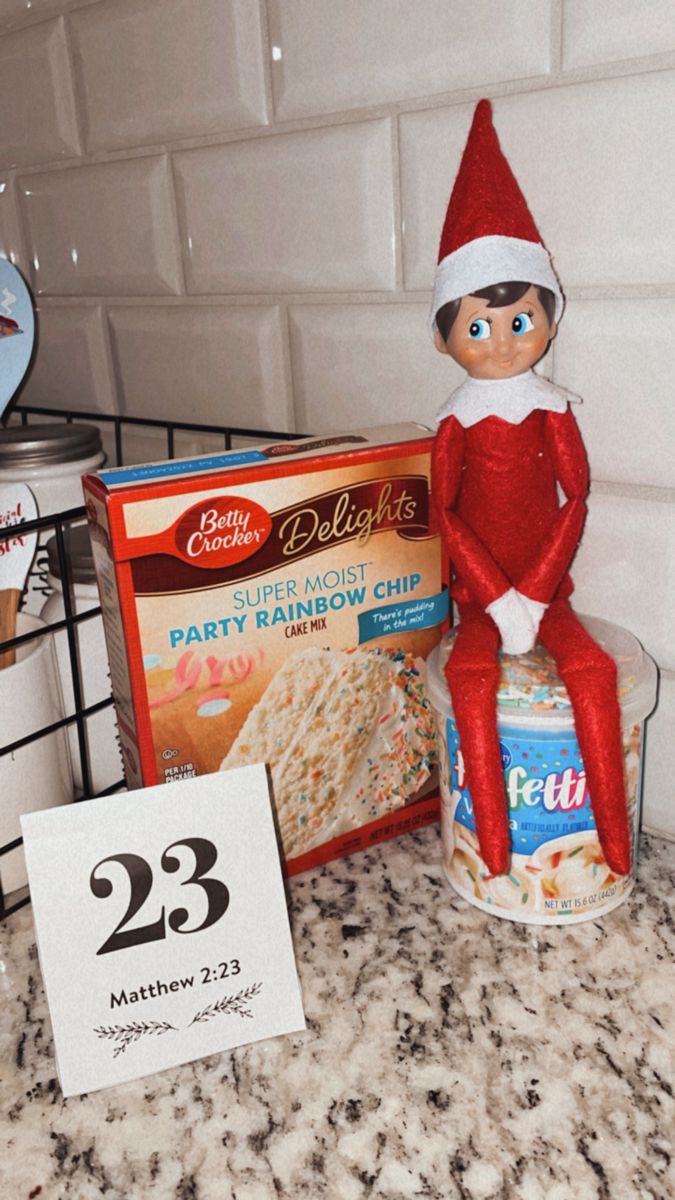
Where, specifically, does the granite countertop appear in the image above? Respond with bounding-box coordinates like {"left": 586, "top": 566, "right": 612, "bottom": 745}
{"left": 1, "top": 826, "right": 674, "bottom": 1200}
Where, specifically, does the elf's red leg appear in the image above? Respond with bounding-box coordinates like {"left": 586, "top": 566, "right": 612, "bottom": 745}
{"left": 445, "top": 603, "right": 510, "bottom": 875}
{"left": 539, "top": 600, "right": 631, "bottom": 875}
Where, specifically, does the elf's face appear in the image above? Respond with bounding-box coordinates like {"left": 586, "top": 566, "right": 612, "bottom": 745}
{"left": 434, "top": 286, "right": 556, "bottom": 380}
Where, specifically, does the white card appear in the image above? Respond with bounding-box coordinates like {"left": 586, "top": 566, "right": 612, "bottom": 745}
{"left": 21, "top": 765, "right": 305, "bottom": 1097}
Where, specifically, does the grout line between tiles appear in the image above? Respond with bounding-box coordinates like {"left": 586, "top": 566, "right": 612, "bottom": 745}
{"left": 642, "top": 825, "right": 675, "bottom": 845}
{"left": 258, "top": 0, "right": 276, "bottom": 127}
{"left": 60, "top": 10, "right": 87, "bottom": 160}
{"left": 390, "top": 115, "right": 404, "bottom": 292}
{"left": 0, "top": 0, "right": 101, "bottom": 38}
{"left": 94, "top": 302, "right": 121, "bottom": 416}
{"left": 8, "top": 171, "right": 32, "bottom": 279}
{"left": 6, "top": 54, "right": 675, "bottom": 180}
{"left": 165, "top": 153, "right": 188, "bottom": 297}
{"left": 549, "top": 0, "right": 565, "bottom": 77}
{"left": 278, "top": 302, "right": 298, "bottom": 433}
{"left": 590, "top": 479, "right": 675, "bottom": 505}
{"left": 30, "top": 283, "right": 675, "bottom": 311}
{"left": 104, "top": 307, "right": 127, "bottom": 416}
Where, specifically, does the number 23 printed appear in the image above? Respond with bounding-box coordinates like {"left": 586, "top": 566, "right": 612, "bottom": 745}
{"left": 90, "top": 838, "right": 230, "bottom": 955}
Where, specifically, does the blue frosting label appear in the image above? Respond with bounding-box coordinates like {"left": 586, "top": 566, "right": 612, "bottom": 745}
{"left": 447, "top": 719, "right": 596, "bottom": 856}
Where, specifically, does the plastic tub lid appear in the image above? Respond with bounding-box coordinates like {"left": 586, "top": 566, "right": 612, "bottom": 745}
{"left": 426, "top": 613, "right": 657, "bottom": 730}
{"left": 0, "top": 423, "right": 103, "bottom": 467}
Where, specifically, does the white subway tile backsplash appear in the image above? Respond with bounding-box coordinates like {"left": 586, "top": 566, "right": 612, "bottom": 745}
{"left": 0, "top": 0, "right": 59, "bottom": 30}
{"left": 70, "top": 0, "right": 267, "bottom": 153}
{"left": 642, "top": 672, "right": 675, "bottom": 839}
{"left": 19, "top": 304, "right": 116, "bottom": 412}
{"left": 0, "top": 19, "right": 79, "bottom": 169}
{"left": 289, "top": 303, "right": 463, "bottom": 433}
{"left": 572, "top": 492, "right": 675, "bottom": 672}
{"left": 108, "top": 305, "right": 292, "bottom": 430}
{"left": 0, "top": 176, "right": 26, "bottom": 270}
{"left": 268, "top": 0, "right": 552, "bottom": 120}
{"left": 0, "top": 0, "right": 99, "bottom": 34}
{"left": 400, "top": 101, "right": 475, "bottom": 292}
{"left": 104, "top": 424, "right": 225, "bottom": 472}
{"left": 0, "top": 0, "right": 671, "bottom": 842}
{"left": 562, "top": 0, "right": 675, "bottom": 69}
{"left": 553, "top": 298, "right": 675, "bottom": 490}
{"left": 174, "top": 121, "right": 396, "bottom": 294}
{"left": 401, "top": 74, "right": 675, "bottom": 291}
{"left": 19, "top": 157, "right": 182, "bottom": 296}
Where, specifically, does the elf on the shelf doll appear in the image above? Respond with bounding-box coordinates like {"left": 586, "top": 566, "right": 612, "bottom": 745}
{"left": 430, "top": 99, "right": 631, "bottom": 879}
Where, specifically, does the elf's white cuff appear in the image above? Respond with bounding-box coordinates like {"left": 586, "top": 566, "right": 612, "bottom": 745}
{"left": 516, "top": 592, "right": 547, "bottom": 644}
{"left": 486, "top": 588, "right": 536, "bottom": 656}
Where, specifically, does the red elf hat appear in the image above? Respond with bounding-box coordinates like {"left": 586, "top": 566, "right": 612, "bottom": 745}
{"left": 430, "top": 99, "right": 564, "bottom": 332}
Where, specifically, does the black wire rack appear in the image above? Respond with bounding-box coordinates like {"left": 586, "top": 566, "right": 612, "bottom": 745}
{"left": 0, "top": 405, "right": 300, "bottom": 919}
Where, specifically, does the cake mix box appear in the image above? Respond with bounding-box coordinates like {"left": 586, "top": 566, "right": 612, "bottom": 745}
{"left": 82, "top": 425, "right": 448, "bottom": 875}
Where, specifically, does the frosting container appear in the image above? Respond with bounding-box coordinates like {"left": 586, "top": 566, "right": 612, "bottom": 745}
{"left": 427, "top": 615, "right": 657, "bottom": 925}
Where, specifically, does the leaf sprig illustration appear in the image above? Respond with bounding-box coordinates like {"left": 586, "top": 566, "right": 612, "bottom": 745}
{"left": 93, "top": 1020, "right": 178, "bottom": 1058}
{"left": 189, "top": 981, "right": 263, "bottom": 1026}
{"left": 93, "top": 982, "right": 264, "bottom": 1059}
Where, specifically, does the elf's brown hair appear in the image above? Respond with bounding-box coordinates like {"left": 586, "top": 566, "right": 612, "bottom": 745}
{"left": 435, "top": 281, "right": 556, "bottom": 344}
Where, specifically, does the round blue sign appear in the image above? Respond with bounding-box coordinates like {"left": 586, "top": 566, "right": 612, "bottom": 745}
{"left": 0, "top": 258, "right": 35, "bottom": 420}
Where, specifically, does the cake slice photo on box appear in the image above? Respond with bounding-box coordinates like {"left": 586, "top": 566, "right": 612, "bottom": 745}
{"left": 221, "top": 645, "right": 438, "bottom": 860}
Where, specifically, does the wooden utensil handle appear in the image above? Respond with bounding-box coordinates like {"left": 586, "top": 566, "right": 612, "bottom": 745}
{"left": 0, "top": 588, "right": 21, "bottom": 669}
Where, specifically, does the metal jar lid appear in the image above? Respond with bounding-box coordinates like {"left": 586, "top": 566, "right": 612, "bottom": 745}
{"left": 46, "top": 523, "right": 97, "bottom": 586}
{"left": 0, "top": 422, "right": 103, "bottom": 467}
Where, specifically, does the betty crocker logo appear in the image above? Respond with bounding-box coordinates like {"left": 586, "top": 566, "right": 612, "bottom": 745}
{"left": 174, "top": 496, "right": 272, "bottom": 569}
{"left": 129, "top": 475, "right": 431, "bottom": 593}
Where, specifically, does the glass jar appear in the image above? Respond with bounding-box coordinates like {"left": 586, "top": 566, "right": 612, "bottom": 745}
{"left": 0, "top": 423, "right": 105, "bottom": 613}
{"left": 0, "top": 612, "right": 73, "bottom": 900}
{"left": 40, "top": 524, "right": 122, "bottom": 796}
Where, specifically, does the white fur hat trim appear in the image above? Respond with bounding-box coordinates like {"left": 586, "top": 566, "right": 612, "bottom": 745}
{"left": 430, "top": 234, "right": 564, "bottom": 334}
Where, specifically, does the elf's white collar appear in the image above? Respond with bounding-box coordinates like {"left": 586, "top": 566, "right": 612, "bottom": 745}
{"left": 436, "top": 370, "right": 581, "bottom": 429}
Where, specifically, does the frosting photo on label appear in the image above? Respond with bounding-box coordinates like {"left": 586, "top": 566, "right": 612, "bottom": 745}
{"left": 439, "top": 718, "right": 642, "bottom": 923}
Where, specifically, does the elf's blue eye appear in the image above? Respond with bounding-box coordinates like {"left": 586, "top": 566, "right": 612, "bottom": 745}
{"left": 468, "top": 319, "right": 490, "bottom": 340}
{"left": 512, "top": 311, "right": 534, "bottom": 335}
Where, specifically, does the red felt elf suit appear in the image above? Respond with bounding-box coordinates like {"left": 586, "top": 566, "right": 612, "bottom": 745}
{"left": 430, "top": 100, "right": 631, "bottom": 878}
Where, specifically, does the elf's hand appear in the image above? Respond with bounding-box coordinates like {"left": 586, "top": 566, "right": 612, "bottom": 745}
{"left": 486, "top": 588, "right": 536, "bottom": 655}
{"left": 516, "top": 592, "right": 547, "bottom": 647}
